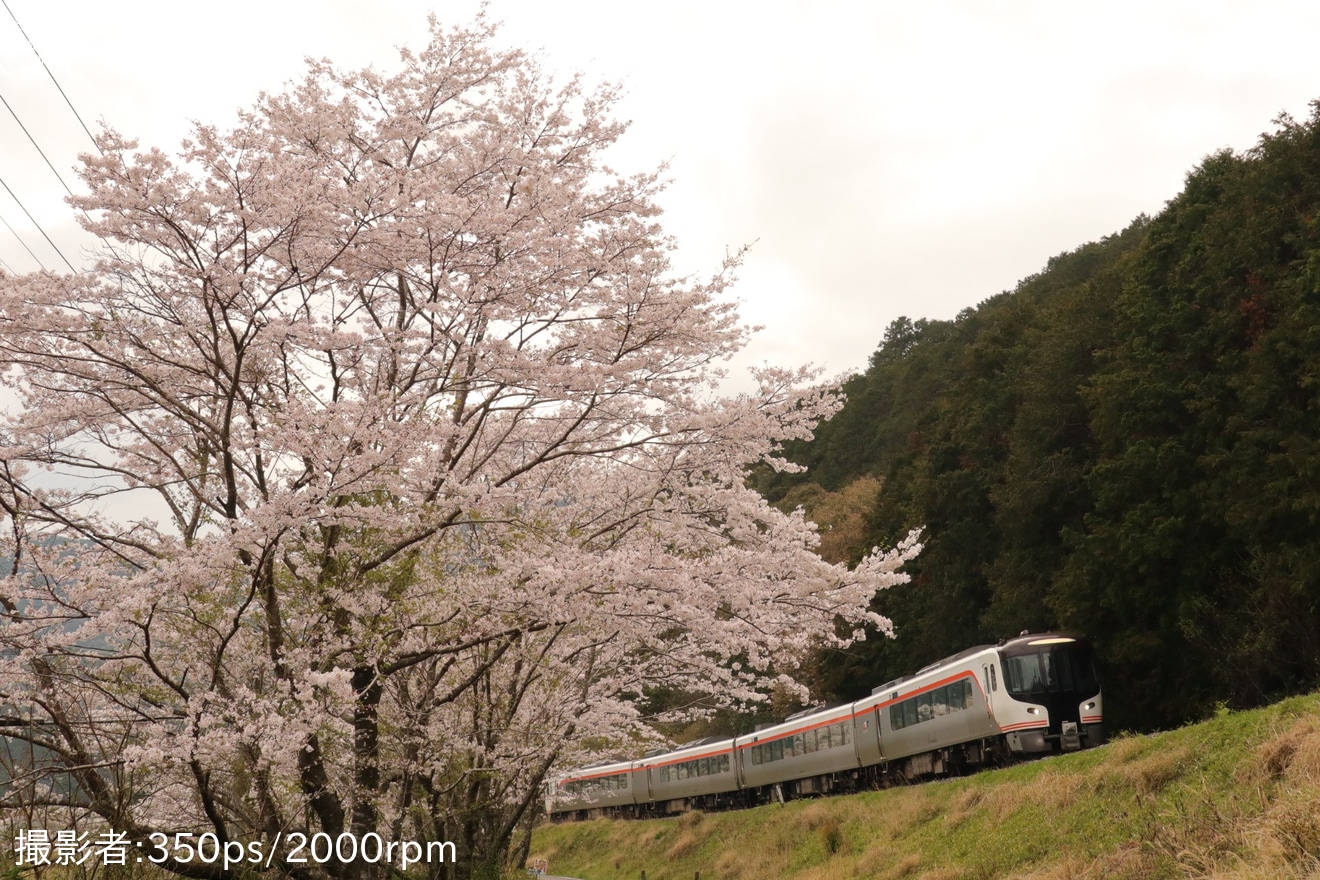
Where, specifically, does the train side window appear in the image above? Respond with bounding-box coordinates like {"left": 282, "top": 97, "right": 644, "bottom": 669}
{"left": 841, "top": 721, "right": 852, "bottom": 744}
{"left": 890, "top": 705, "right": 903, "bottom": 730}
{"left": 932, "top": 687, "right": 949, "bottom": 717}
{"left": 771, "top": 739, "right": 784, "bottom": 762}
{"left": 964, "top": 679, "right": 974, "bottom": 708}
{"left": 917, "top": 692, "right": 933, "bottom": 723}
{"left": 700, "top": 757, "right": 711, "bottom": 776}
{"left": 804, "top": 729, "right": 818, "bottom": 753}
{"left": 750, "top": 746, "right": 761, "bottom": 766}
{"left": 903, "top": 699, "right": 917, "bottom": 728}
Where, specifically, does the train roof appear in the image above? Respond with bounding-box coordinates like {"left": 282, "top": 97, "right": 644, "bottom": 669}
{"left": 735, "top": 700, "right": 854, "bottom": 742}
{"left": 556, "top": 758, "right": 634, "bottom": 782}
{"left": 634, "top": 736, "right": 736, "bottom": 768}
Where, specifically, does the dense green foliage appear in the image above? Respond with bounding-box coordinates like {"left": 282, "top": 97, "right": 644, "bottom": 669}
{"left": 759, "top": 103, "right": 1320, "bottom": 732}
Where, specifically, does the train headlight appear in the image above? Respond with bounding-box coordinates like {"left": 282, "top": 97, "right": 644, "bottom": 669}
{"left": 1084, "top": 701, "right": 1096, "bottom": 711}
{"left": 1026, "top": 707, "right": 1040, "bottom": 715}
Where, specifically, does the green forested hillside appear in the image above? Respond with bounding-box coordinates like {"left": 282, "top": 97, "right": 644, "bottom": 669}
{"left": 758, "top": 103, "right": 1320, "bottom": 733}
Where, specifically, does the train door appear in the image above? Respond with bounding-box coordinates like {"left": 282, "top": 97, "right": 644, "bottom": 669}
{"left": 982, "top": 662, "right": 998, "bottom": 719}
{"left": 853, "top": 706, "right": 883, "bottom": 767}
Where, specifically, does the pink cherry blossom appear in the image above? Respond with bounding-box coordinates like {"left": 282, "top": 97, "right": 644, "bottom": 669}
{"left": 0, "top": 14, "right": 919, "bottom": 879}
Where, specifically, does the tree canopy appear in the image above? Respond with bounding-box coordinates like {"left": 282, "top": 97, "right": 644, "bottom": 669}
{"left": 0, "top": 17, "right": 918, "bottom": 879}
{"left": 765, "top": 104, "right": 1320, "bottom": 733}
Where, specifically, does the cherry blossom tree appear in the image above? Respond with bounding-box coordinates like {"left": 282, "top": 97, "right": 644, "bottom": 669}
{"left": 0, "top": 15, "right": 919, "bottom": 880}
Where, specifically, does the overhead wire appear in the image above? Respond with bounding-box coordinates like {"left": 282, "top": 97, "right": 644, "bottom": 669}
{"left": 0, "top": 173, "right": 74, "bottom": 270}
{"left": 0, "top": 90, "right": 75, "bottom": 196}
{"left": 0, "top": 0, "right": 106, "bottom": 272}
{"left": 0, "top": 211, "right": 47, "bottom": 269}
{"left": 1, "top": 0, "right": 100, "bottom": 152}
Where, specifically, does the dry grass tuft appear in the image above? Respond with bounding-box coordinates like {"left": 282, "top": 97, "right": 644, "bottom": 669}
{"left": 973, "top": 778, "right": 1037, "bottom": 825}
{"left": 1281, "top": 718, "right": 1320, "bottom": 784}
{"left": 678, "top": 808, "right": 706, "bottom": 828}
{"left": 1011, "top": 853, "right": 1098, "bottom": 880}
{"left": 1032, "top": 768, "right": 1086, "bottom": 810}
{"left": 910, "top": 867, "right": 970, "bottom": 880}
{"left": 1263, "top": 796, "right": 1320, "bottom": 864}
{"left": 1104, "top": 732, "right": 1153, "bottom": 764}
{"left": 797, "top": 799, "right": 836, "bottom": 831}
{"left": 851, "top": 841, "right": 924, "bottom": 878}
{"left": 879, "top": 854, "right": 925, "bottom": 879}
{"left": 1092, "top": 744, "right": 1190, "bottom": 797}
{"left": 665, "top": 828, "right": 703, "bottom": 861}
{"left": 1248, "top": 715, "right": 1320, "bottom": 783}
{"left": 1089, "top": 842, "right": 1168, "bottom": 880}
{"left": 942, "top": 786, "right": 983, "bottom": 830}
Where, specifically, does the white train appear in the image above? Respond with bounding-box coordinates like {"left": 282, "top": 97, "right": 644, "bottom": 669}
{"left": 547, "top": 633, "right": 1103, "bottom": 818}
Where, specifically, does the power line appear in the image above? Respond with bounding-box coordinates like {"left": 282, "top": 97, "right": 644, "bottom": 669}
{"left": 1, "top": 0, "right": 100, "bottom": 152}
{"left": 0, "top": 174, "right": 73, "bottom": 270}
{"left": 0, "top": 89, "right": 75, "bottom": 196}
{"left": 0, "top": 211, "right": 47, "bottom": 270}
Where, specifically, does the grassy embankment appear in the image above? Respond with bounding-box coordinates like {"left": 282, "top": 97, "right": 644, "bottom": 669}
{"left": 530, "top": 692, "right": 1320, "bottom": 880}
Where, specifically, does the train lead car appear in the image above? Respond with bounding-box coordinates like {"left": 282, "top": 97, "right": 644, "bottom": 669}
{"left": 547, "top": 632, "right": 1103, "bottom": 819}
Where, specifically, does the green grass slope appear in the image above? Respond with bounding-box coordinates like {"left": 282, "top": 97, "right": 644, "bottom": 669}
{"left": 531, "top": 693, "right": 1320, "bottom": 880}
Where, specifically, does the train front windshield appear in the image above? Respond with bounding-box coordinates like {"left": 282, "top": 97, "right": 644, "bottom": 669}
{"left": 1001, "top": 640, "right": 1098, "bottom": 698}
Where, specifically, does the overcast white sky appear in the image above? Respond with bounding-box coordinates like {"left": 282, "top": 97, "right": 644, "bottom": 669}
{"left": 4, "top": 0, "right": 1320, "bottom": 382}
